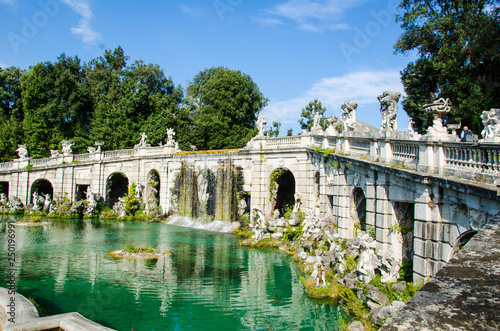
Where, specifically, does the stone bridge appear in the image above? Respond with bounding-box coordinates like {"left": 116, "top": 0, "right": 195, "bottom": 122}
{"left": 1, "top": 130, "right": 500, "bottom": 284}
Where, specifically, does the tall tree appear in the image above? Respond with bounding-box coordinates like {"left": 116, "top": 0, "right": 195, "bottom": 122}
{"left": 21, "top": 54, "right": 92, "bottom": 158}
{"left": 0, "top": 66, "right": 25, "bottom": 161}
{"left": 396, "top": 0, "right": 500, "bottom": 134}
{"left": 299, "top": 99, "right": 326, "bottom": 131}
{"left": 187, "top": 67, "right": 268, "bottom": 150}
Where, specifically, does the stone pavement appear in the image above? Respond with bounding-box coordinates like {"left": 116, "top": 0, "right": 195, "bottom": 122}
{"left": 381, "top": 213, "right": 500, "bottom": 330}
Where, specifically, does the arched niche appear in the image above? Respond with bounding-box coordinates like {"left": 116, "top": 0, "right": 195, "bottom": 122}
{"left": 31, "top": 178, "right": 54, "bottom": 203}
{"left": 0, "top": 182, "right": 9, "bottom": 198}
{"left": 351, "top": 187, "right": 366, "bottom": 233}
{"left": 270, "top": 168, "right": 296, "bottom": 216}
{"left": 106, "top": 172, "right": 129, "bottom": 207}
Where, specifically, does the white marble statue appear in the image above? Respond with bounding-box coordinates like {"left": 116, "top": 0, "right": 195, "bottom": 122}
{"left": 87, "top": 146, "right": 96, "bottom": 154}
{"left": 95, "top": 142, "right": 104, "bottom": 153}
{"left": 340, "top": 101, "right": 358, "bottom": 131}
{"left": 61, "top": 140, "right": 74, "bottom": 155}
{"left": 85, "top": 187, "right": 97, "bottom": 216}
{"left": 293, "top": 192, "right": 301, "bottom": 212}
{"left": 166, "top": 128, "right": 176, "bottom": 146}
{"left": 378, "top": 91, "right": 401, "bottom": 132}
{"left": 50, "top": 149, "right": 60, "bottom": 158}
{"left": 16, "top": 144, "right": 29, "bottom": 160}
{"left": 42, "top": 193, "right": 51, "bottom": 211}
{"left": 135, "top": 133, "right": 150, "bottom": 148}
{"left": 256, "top": 117, "right": 267, "bottom": 137}
{"left": 481, "top": 108, "right": 500, "bottom": 139}
{"left": 32, "top": 192, "right": 40, "bottom": 211}
{"left": 310, "top": 112, "right": 324, "bottom": 133}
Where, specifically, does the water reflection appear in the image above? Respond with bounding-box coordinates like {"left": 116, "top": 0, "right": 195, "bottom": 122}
{"left": 0, "top": 216, "right": 341, "bottom": 330}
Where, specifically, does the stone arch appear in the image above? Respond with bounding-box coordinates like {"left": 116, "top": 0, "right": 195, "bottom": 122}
{"left": 393, "top": 201, "right": 415, "bottom": 261}
{"left": 0, "top": 181, "right": 8, "bottom": 198}
{"left": 351, "top": 187, "right": 366, "bottom": 234}
{"left": 106, "top": 172, "right": 129, "bottom": 207}
{"left": 145, "top": 169, "right": 161, "bottom": 208}
{"left": 448, "top": 230, "right": 478, "bottom": 261}
{"left": 30, "top": 179, "right": 54, "bottom": 204}
{"left": 270, "top": 167, "right": 296, "bottom": 216}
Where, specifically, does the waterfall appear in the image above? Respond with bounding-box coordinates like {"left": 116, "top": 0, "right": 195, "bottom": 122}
{"left": 172, "top": 161, "right": 239, "bottom": 223}
{"left": 165, "top": 215, "right": 240, "bottom": 233}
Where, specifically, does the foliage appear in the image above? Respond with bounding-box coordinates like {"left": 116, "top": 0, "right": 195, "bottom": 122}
{"left": 186, "top": 66, "right": 268, "bottom": 150}
{"left": 123, "top": 182, "right": 142, "bottom": 216}
{"left": 395, "top": 0, "right": 500, "bottom": 134}
{"left": 299, "top": 99, "right": 326, "bottom": 131}
{"left": 123, "top": 243, "right": 154, "bottom": 253}
{"left": 268, "top": 121, "right": 281, "bottom": 137}
{"left": 0, "top": 48, "right": 269, "bottom": 160}
{"left": 286, "top": 128, "right": 293, "bottom": 136}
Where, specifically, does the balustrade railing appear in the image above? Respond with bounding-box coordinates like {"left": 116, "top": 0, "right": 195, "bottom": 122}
{"left": 0, "top": 162, "right": 13, "bottom": 170}
{"left": 444, "top": 144, "right": 500, "bottom": 175}
{"left": 265, "top": 136, "right": 302, "bottom": 147}
{"left": 74, "top": 153, "right": 92, "bottom": 162}
{"left": 391, "top": 142, "right": 420, "bottom": 164}
{"left": 4, "top": 133, "right": 500, "bottom": 184}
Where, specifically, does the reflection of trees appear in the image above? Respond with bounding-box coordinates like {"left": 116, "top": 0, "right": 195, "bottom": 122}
{"left": 0, "top": 218, "right": 340, "bottom": 330}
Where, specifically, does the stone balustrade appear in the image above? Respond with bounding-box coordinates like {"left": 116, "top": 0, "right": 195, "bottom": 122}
{"left": 3, "top": 131, "right": 500, "bottom": 184}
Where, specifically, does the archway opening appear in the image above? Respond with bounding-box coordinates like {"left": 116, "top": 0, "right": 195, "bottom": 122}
{"left": 0, "top": 182, "right": 8, "bottom": 199}
{"left": 106, "top": 173, "right": 129, "bottom": 207}
{"left": 31, "top": 179, "right": 54, "bottom": 203}
{"left": 270, "top": 168, "right": 296, "bottom": 216}
{"left": 351, "top": 187, "right": 366, "bottom": 234}
{"left": 75, "top": 185, "right": 89, "bottom": 201}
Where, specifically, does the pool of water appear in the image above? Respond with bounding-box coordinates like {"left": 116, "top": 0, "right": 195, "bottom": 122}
{"left": 0, "top": 216, "right": 342, "bottom": 330}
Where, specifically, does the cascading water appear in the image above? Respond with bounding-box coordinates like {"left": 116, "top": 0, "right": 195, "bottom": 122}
{"left": 171, "top": 161, "right": 241, "bottom": 232}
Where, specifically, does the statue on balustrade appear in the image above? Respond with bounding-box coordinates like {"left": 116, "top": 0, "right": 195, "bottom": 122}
{"left": 310, "top": 111, "right": 324, "bottom": 134}
{"left": 50, "top": 149, "right": 60, "bottom": 158}
{"left": 378, "top": 91, "right": 401, "bottom": 132}
{"left": 134, "top": 132, "right": 150, "bottom": 148}
{"left": 256, "top": 116, "right": 267, "bottom": 137}
{"left": 16, "top": 144, "right": 29, "bottom": 160}
{"left": 481, "top": 108, "right": 500, "bottom": 140}
{"left": 61, "top": 140, "right": 74, "bottom": 155}
{"left": 340, "top": 101, "right": 358, "bottom": 131}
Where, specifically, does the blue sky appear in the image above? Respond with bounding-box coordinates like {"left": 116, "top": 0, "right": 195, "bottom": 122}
{"left": 0, "top": 0, "right": 416, "bottom": 135}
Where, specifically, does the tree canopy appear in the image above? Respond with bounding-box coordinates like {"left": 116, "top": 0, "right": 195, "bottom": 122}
{"left": 0, "top": 49, "right": 267, "bottom": 161}
{"left": 186, "top": 67, "right": 268, "bottom": 150}
{"left": 396, "top": 0, "right": 500, "bottom": 134}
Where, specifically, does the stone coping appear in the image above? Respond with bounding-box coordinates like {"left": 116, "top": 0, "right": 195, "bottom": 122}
{"left": 0, "top": 288, "right": 115, "bottom": 331}
{"left": 380, "top": 213, "right": 500, "bottom": 330}
{"left": 12, "top": 222, "right": 52, "bottom": 227}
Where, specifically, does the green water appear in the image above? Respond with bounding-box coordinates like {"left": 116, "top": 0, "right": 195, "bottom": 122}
{"left": 0, "top": 216, "right": 342, "bottom": 330}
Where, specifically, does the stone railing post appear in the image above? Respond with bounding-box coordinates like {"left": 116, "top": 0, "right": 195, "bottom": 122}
{"left": 377, "top": 139, "right": 393, "bottom": 163}
{"left": 417, "top": 142, "right": 445, "bottom": 174}
{"left": 370, "top": 139, "right": 379, "bottom": 161}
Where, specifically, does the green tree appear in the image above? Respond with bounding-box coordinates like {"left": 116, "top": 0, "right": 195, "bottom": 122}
{"left": 286, "top": 128, "right": 293, "bottom": 136}
{"left": 0, "top": 66, "right": 25, "bottom": 161}
{"left": 21, "top": 54, "right": 93, "bottom": 158}
{"left": 396, "top": 0, "right": 500, "bottom": 134}
{"left": 186, "top": 67, "right": 268, "bottom": 150}
{"left": 268, "top": 121, "right": 281, "bottom": 137}
{"left": 299, "top": 99, "right": 326, "bottom": 131}
{"left": 88, "top": 47, "right": 185, "bottom": 151}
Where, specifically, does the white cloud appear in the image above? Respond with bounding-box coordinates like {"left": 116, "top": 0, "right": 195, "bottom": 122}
{"left": 0, "top": 61, "right": 8, "bottom": 68}
{"left": 60, "top": 0, "right": 100, "bottom": 44}
{"left": 0, "top": 0, "right": 16, "bottom": 5}
{"left": 255, "top": 0, "right": 365, "bottom": 32}
{"left": 179, "top": 4, "right": 201, "bottom": 16}
{"left": 261, "top": 70, "right": 405, "bottom": 129}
